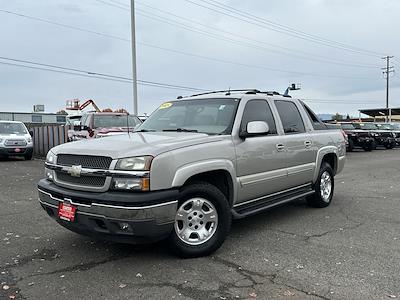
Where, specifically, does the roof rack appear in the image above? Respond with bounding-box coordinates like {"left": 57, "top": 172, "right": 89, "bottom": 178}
{"left": 177, "top": 89, "right": 291, "bottom": 99}
{"left": 187, "top": 89, "right": 261, "bottom": 98}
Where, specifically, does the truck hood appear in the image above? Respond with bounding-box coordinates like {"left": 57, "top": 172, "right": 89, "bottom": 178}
{"left": 51, "top": 131, "right": 225, "bottom": 159}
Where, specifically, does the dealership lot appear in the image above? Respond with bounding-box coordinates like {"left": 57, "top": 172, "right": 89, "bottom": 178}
{"left": 1, "top": 150, "right": 399, "bottom": 300}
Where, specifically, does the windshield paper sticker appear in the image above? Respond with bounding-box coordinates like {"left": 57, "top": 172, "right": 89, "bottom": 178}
{"left": 159, "top": 102, "right": 172, "bottom": 109}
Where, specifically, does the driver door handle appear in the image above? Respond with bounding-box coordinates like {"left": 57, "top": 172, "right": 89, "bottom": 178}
{"left": 276, "top": 144, "right": 285, "bottom": 152}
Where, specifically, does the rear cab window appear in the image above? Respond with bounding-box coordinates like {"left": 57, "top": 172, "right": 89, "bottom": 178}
{"left": 302, "top": 103, "right": 327, "bottom": 130}
{"left": 274, "top": 100, "right": 305, "bottom": 134}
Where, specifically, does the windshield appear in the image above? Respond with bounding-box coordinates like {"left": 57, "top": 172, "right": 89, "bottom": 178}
{"left": 359, "top": 123, "right": 378, "bottom": 130}
{"left": 391, "top": 123, "right": 400, "bottom": 130}
{"left": 137, "top": 98, "right": 240, "bottom": 135}
{"left": 341, "top": 124, "right": 355, "bottom": 130}
{"left": 0, "top": 122, "right": 28, "bottom": 135}
{"left": 376, "top": 124, "right": 393, "bottom": 130}
{"left": 93, "top": 115, "right": 141, "bottom": 128}
{"left": 66, "top": 116, "right": 82, "bottom": 126}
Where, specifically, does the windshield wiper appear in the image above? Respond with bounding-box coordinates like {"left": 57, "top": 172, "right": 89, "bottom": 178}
{"left": 162, "top": 128, "right": 198, "bottom": 133}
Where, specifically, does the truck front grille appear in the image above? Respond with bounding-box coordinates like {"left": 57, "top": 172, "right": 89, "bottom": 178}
{"left": 57, "top": 154, "right": 112, "bottom": 170}
{"left": 56, "top": 172, "right": 106, "bottom": 187}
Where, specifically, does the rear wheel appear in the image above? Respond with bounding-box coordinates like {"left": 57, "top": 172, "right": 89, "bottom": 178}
{"left": 307, "top": 163, "right": 334, "bottom": 208}
{"left": 168, "top": 182, "right": 231, "bottom": 258}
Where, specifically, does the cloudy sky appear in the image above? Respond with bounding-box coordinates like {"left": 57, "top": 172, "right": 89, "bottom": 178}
{"left": 1, "top": 0, "right": 400, "bottom": 116}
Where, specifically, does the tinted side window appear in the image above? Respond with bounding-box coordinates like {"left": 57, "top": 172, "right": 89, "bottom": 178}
{"left": 303, "top": 104, "right": 327, "bottom": 130}
{"left": 241, "top": 100, "right": 277, "bottom": 134}
{"left": 275, "top": 100, "right": 305, "bottom": 134}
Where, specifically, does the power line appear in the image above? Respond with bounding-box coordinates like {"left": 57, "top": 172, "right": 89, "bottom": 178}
{"left": 136, "top": 1, "right": 380, "bottom": 68}
{"left": 182, "top": 0, "right": 385, "bottom": 58}
{"left": 139, "top": 42, "right": 375, "bottom": 80}
{"left": 204, "top": 0, "right": 386, "bottom": 57}
{"left": 94, "top": 0, "right": 380, "bottom": 69}
{"left": 0, "top": 9, "right": 378, "bottom": 80}
{"left": 0, "top": 58, "right": 206, "bottom": 92}
{"left": 0, "top": 9, "right": 130, "bottom": 42}
{"left": 136, "top": 9, "right": 379, "bottom": 69}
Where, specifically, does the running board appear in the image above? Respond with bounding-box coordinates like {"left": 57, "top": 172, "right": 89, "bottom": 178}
{"left": 232, "top": 185, "right": 314, "bottom": 219}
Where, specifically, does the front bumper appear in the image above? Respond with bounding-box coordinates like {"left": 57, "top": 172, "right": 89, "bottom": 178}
{"left": 374, "top": 136, "right": 395, "bottom": 146}
{"left": 37, "top": 179, "right": 179, "bottom": 244}
{"left": 0, "top": 146, "right": 33, "bottom": 156}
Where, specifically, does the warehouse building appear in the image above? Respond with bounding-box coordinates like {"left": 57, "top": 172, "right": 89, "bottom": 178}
{"left": 0, "top": 111, "right": 67, "bottom": 126}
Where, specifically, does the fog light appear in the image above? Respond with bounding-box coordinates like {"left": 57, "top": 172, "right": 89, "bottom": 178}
{"left": 45, "top": 169, "right": 53, "bottom": 180}
{"left": 120, "top": 223, "right": 130, "bottom": 231}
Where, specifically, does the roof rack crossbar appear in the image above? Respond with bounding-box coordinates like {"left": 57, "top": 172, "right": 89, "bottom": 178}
{"left": 188, "top": 89, "right": 261, "bottom": 98}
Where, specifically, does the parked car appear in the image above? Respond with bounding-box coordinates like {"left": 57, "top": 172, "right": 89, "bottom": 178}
{"left": 352, "top": 122, "right": 395, "bottom": 149}
{"left": 338, "top": 122, "right": 374, "bottom": 151}
{"left": 0, "top": 121, "right": 33, "bottom": 160}
{"left": 68, "top": 112, "right": 142, "bottom": 141}
{"left": 38, "top": 90, "right": 346, "bottom": 257}
{"left": 376, "top": 123, "right": 400, "bottom": 146}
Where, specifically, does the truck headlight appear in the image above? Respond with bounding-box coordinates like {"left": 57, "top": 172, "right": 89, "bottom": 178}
{"left": 115, "top": 156, "right": 153, "bottom": 171}
{"left": 112, "top": 178, "right": 150, "bottom": 191}
{"left": 46, "top": 151, "right": 57, "bottom": 164}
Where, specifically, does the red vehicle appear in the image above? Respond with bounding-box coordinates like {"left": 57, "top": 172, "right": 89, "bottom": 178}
{"left": 69, "top": 112, "right": 142, "bottom": 141}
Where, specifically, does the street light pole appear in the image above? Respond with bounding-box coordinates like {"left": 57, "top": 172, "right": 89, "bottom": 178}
{"left": 130, "top": 0, "right": 138, "bottom": 115}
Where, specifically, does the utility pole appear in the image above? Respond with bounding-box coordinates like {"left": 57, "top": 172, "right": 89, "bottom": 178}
{"left": 382, "top": 56, "right": 394, "bottom": 122}
{"left": 131, "top": 0, "right": 138, "bottom": 115}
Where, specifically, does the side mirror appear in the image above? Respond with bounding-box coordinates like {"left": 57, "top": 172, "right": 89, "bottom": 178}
{"left": 240, "top": 121, "right": 269, "bottom": 139}
{"left": 29, "top": 130, "right": 33, "bottom": 137}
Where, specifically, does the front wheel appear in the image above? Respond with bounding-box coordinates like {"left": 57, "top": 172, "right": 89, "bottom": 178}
{"left": 24, "top": 153, "right": 33, "bottom": 160}
{"left": 307, "top": 163, "right": 334, "bottom": 208}
{"left": 347, "top": 139, "right": 354, "bottom": 152}
{"left": 168, "top": 182, "right": 231, "bottom": 258}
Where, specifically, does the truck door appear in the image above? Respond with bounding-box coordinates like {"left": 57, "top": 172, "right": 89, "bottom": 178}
{"left": 235, "top": 99, "right": 288, "bottom": 203}
{"left": 274, "top": 100, "right": 316, "bottom": 188}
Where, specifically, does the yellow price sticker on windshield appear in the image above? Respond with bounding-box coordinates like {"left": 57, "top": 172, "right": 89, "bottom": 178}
{"left": 159, "top": 102, "right": 172, "bottom": 109}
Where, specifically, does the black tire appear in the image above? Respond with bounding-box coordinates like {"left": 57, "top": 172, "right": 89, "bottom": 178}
{"left": 24, "top": 153, "right": 33, "bottom": 160}
{"left": 307, "top": 163, "right": 334, "bottom": 208}
{"left": 385, "top": 142, "right": 394, "bottom": 149}
{"left": 371, "top": 140, "right": 377, "bottom": 150}
{"left": 347, "top": 139, "right": 354, "bottom": 152}
{"left": 168, "top": 182, "right": 231, "bottom": 258}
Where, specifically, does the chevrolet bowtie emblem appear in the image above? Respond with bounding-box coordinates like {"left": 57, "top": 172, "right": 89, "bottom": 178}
{"left": 68, "top": 165, "right": 82, "bottom": 177}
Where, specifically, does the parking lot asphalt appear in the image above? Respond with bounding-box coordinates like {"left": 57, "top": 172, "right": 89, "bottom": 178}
{"left": 0, "top": 149, "right": 399, "bottom": 300}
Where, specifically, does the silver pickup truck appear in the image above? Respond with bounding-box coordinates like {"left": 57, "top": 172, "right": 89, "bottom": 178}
{"left": 38, "top": 89, "right": 346, "bottom": 257}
